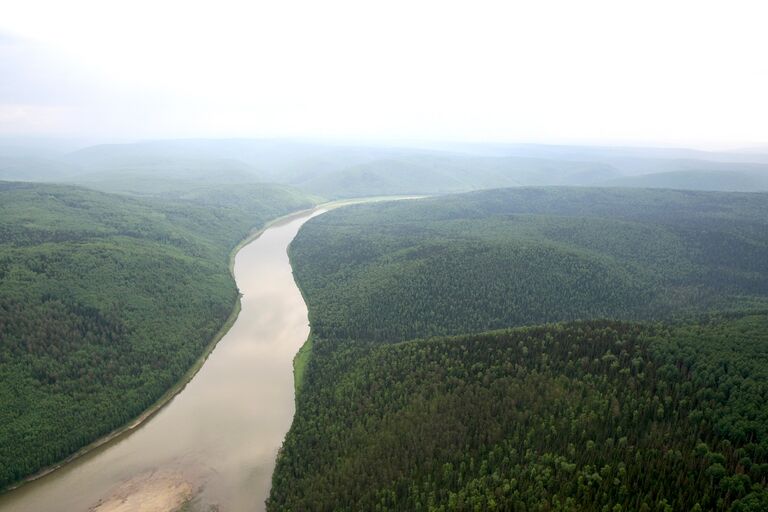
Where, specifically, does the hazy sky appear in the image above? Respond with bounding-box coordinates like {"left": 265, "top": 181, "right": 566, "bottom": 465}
{"left": 1, "top": 0, "right": 766, "bottom": 147}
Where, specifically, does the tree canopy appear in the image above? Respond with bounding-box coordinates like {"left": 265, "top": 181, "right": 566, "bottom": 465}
{"left": 0, "top": 181, "right": 315, "bottom": 489}
{"left": 270, "top": 187, "right": 768, "bottom": 511}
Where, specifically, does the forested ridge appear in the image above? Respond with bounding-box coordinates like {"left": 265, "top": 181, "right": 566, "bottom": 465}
{"left": 270, "top": 188, "right": 768, "bottom": 511}
{"left": 289, "top": 188, "right": 768, "bottom": 342}
{"left": 272, "top": 316, "right": 768, "bottom": 511}
{"left": 0, "top": 180, "right": 315, "bottom": 489}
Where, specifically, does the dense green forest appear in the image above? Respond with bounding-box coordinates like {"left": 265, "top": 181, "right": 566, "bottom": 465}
{"left": 270, "top": 188, "right": 768, "bottom": 511}
{"left": 289, "top": 188, "right": 768, "bottom": 341}
{"left": 272, "top": 316, "right": 768, "bottom": 511}
{"left": 0, "top": 181, "right": 315, "bottom": 489}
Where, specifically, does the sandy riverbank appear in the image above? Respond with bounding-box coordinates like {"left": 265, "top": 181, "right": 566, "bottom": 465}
{"left": 89, "top": 470, "right": 197, "bottom": 512}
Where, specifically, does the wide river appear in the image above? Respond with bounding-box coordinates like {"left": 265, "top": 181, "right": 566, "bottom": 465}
{"left": 0, "top": 209, "right": 325, "bottom": 512}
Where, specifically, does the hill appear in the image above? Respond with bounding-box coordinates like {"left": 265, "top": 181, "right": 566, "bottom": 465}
{"left": 7, "top": 139, "right": 768, "bottom": 198}
{"left": 288, "top": 188, "right": 768, "bottom": 342}
{"left": 0, "top": 181, "right": 315, "bottom": 488}
{"left": 295, "top": 155, "right": 617, "bottom": 198}
{"left": 603, "top": 169, "right": 768, "bottom": 192}
{"left": 270, "top": 187, "right": 768, "bottom": 511}
{"left": 271, "top": 316, "right": 768, "bottom": 511}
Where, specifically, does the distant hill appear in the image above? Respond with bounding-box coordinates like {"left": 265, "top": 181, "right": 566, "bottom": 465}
{"left": 294, "top": 155, "right": 617, "bottom": 198}
{"left": 4, "top": 138, "right": 768, "bottom": 197}
{"left": 443, "top": 142, "right": 768, "bottom": 166}
{"left": 63, "top": 139, "right": 391, "bottom": 182}
{"left": 56, "top": 140, "right": 768, "bottom": 198}
{"left": 68, "top": 160, "right": 264, "bottom": 196}
{"left": 0, "top": 155, "right": 76, "bottom": 182}
{"left": 603, "top": 169, "right": 768, "bottom": 192}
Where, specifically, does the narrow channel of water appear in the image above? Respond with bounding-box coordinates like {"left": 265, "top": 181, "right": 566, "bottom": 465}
{"left": 0, "top": 209, "right": 325, "bottom": 512}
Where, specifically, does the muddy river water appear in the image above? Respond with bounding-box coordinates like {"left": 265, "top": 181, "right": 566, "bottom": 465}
{"left": 0, "top": 209, "right": 325, "bottom": 512}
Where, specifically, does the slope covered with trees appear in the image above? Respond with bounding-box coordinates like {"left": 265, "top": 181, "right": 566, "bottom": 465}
{"left": 272, "top": 316, "right": 768, "bottom": 511}
{"left": 270, "top": 187, "right": 768, "bottom": 511}
{"left": 0, "top": 181, "right": 315, "bottom": 489}
{"left": 289, "top": 188, "right": 768, "bottom": 342}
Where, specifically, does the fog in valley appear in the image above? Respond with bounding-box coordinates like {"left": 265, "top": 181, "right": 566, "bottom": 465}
{"left": 2, "top": 1, "right": 767, "bottom": 194}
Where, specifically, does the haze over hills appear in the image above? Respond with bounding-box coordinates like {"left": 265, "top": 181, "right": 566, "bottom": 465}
{"left": 603, "top": 169, "right": 768, "bottom": 192}
{"left": 3, "top": 139, "right": 768, "bottom": 198}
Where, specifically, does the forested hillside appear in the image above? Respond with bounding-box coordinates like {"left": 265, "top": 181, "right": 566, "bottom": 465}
{"left": 270, "top": 187, "right": 768, "bottom": 511}
{"left": 0, "top": 181, "right": 315, "bottom": 489}
{"left": 289, "top": 188, "right": 768, "bottom": 341}
{"left": 271, "top": 316, "right": 768, "bottom": 511}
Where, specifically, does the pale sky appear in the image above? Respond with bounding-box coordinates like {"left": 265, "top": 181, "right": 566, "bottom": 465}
{"left": 1, "top": 0, "right": 766, "bottom": 148}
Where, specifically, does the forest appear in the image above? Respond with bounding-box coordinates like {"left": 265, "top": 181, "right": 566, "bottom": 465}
{"left": 0, "top": 181, "right": 315, "bottom": 489}
{"left": 270, "top": 187, "right": 768, "bottom": 511}
{"left": 288, "top": 188, "right": 768, "bottom": 342}
{"left": 4, "top": 2, "right": 768, "bottom": 507}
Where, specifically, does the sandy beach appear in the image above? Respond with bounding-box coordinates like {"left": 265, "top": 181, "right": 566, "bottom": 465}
{"left": 89, "top": 470, "right": 196, "bottom": 512}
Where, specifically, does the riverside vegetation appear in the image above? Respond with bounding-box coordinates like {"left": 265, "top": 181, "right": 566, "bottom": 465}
{"left": 270, "top": 188, "right": 768, "bottom": 511}
{"left": 0, "top": 181, "right": 315, "bottom": 489}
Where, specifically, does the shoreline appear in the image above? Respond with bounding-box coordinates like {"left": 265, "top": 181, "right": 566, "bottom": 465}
{"left": 289, "top": 195, "right": 425, "bottom": 397}
{"left": 1, "top": 204, "right": 321, "bottom": 494}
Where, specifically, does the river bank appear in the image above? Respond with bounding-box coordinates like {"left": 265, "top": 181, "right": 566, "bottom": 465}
{"left": 0, "top": 205, "right": 321, "bottom": 496}
{"left": 1, "top": 208, "right": 325, "bottom": 511}
{"left": 0, "top": 196, "right": 420, "bottom": 512}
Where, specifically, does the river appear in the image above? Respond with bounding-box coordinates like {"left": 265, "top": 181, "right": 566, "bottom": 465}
{"left": 0, "top": 208, "right": 325, "bottom": 512}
